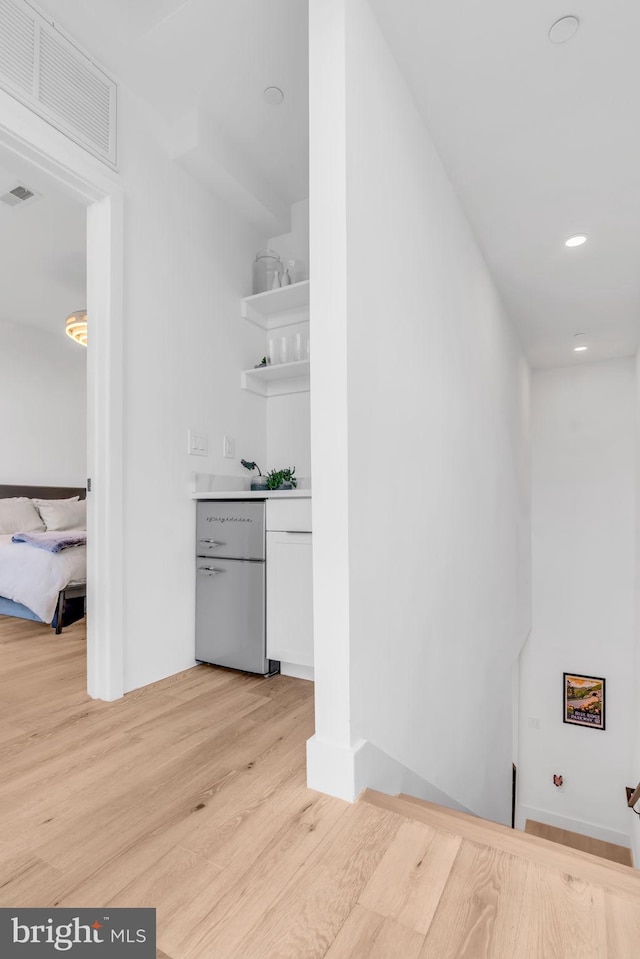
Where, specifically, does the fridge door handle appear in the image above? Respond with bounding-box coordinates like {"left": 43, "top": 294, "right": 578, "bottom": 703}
{"left": 199, "top": 539, "right": 223, "bottom": 547}
{"left": 198, "top": 566, "right": 223, "bottom": 575}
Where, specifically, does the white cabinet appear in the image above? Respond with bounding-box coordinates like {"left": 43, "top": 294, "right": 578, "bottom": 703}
{"left": 266, "top": 497, "right": 312, "bottom": 532}
{"left": 266, "top": 501, "right": 313, "bottom": 681}
{"left": 266, "top": 531, "right": 314, "bottom": 675}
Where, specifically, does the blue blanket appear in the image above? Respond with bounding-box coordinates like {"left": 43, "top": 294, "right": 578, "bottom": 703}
{"left": 12, "top": 531, "right": 87, "bottom": 553}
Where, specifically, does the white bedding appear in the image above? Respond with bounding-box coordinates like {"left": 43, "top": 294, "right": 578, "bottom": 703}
{"left": 0, "top": 533, "right": 86, "bottom": 623}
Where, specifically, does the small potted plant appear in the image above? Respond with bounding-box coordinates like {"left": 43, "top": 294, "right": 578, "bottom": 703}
{"left": 266, "top": 467, "right": 297, "bottom": 490}
{"left": 241, "top": 459, "right": 268, "bottom": 491}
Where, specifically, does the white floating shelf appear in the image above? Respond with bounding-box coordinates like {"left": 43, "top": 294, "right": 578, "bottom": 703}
{"left": 241, "top": 280, "right": 310, "bottom": 330}
{"left": 241, "top": 360, "right": 310, "bottom": 397}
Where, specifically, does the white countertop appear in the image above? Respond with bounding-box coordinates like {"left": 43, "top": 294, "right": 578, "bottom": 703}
{"left": 191, "top": 489, "right": 311, "bottom": 500}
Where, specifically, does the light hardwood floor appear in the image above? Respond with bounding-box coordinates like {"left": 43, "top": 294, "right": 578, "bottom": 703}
{"left": 1, "top": 617, "right": 639, "bottom": 958}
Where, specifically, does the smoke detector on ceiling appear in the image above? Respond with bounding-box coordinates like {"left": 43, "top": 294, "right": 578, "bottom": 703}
{"left": 0, "top": 183, "right": 42, "bottom": 209}
{"left": 263, "top": 86, "right": 284, "bottom": 106}
{"left": 549, "top": 16, "right": 580, "bottom": 44}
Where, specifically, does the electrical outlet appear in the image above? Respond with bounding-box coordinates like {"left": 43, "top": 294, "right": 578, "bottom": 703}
{"left": 527, "top": 717, "right": 540, "bottom": 729}
{"left": 223, "top": 435, "right": 235, "bottom": 459}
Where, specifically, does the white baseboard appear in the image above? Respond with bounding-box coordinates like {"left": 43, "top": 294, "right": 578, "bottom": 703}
{"left": 280, "top": 662, "right": 314, "bottom": 681}
{"left": 306, "top": 735, "right": 365, "bottom": 801}
{"left": 306, "top": 735, "right": 471, "bottom": 813}
{"left": 516, "top": 803, "right": 632, "bottom": 849}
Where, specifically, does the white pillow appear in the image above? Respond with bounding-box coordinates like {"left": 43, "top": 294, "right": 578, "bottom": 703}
{"left": 33, "top": 497, "right": 86, "bottom": 532}
{"left": 0, "top": 497, "right": 45, "bottom": 534}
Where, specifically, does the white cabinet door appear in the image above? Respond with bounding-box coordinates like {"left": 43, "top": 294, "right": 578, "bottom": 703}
{"left": 266, "top": 531, "right": 314, "bottom": 668}
{"left": 266, "top": 498, "right": 312, "bottom": 532}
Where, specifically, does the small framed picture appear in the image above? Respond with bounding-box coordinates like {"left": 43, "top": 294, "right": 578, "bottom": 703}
{"left": 563, "top": 673, "right": 605, "bottom": 730}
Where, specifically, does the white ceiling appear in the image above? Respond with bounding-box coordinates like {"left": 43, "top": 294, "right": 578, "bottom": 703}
{"left": 369, "top": 0, "right": 640, "bottom": 367}
{"left": 28, "top": 0, "right": 640, "bottom": 367}
{"left": 37, "top": 0, "right": 309, "bottom": 209}
{"left": 0, "top": 160, "right": 86, "bottom": 336}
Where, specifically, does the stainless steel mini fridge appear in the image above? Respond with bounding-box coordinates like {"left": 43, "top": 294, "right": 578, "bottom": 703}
{"left": 195, "top": 500, "right": 279, "bottom": 676}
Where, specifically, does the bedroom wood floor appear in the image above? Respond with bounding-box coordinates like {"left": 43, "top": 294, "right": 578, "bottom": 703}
{"left": 0, "top": 617, "right": 639, "bottom": 959}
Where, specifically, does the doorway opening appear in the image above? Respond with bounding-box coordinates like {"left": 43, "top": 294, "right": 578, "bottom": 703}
{"left": 0, "top": 89, "right": 124, "bottom": 701}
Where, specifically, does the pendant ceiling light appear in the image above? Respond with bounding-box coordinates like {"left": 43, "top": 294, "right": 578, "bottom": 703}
{"left": 65, "top": 310, "right": 87, "bottom": 347}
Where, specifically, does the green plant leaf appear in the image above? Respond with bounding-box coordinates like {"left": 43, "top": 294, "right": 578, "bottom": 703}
{"left": 265, "top": 466, "right": 297, "bottom": 490}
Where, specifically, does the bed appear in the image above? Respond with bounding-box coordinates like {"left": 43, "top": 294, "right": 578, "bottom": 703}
{"left": 0, "top": 485, "right": 87, "bottom": 634}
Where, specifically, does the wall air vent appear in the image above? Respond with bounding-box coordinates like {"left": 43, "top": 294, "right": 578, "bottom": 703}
{"left": 0, "top": 182, "right": 41, "bottom": 207}
{"left": 0, "top": 0, "right": 117, "bottom": 168}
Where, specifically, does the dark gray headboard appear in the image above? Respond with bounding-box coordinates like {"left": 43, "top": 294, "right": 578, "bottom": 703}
{"left": 0, "top": 485, "right": 86, "bottom": 500}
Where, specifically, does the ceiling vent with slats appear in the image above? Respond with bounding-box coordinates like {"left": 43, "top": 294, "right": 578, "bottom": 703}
{"left": 0, "top": 0, "right": 117, "bottom": 168}
{"left": 0, "top": 182, "right": 41, "bottom": 206}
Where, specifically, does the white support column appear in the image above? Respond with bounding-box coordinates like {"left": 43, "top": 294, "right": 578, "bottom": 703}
{"left": 307, "top": 0, "right": 357, "bottom": 800}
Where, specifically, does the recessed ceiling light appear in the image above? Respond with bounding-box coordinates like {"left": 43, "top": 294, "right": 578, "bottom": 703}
{"left": 574, "top": 345, "right": 588, "bottom": 352}
{"left": 549, "top": 16, "right": 580, "bottom": 44}
{"left": 573, "top": 333, "right": 587, "bottom": 352}
{"left": 565, "top": 234, "right": 587, "bottom": 247}
{"left": 263, "top": 86, "right": 284, "bottom": 106}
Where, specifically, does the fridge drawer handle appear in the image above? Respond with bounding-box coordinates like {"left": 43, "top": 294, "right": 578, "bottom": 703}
{"left": 198, "top": 567, "right": 222, "bottom": 575}
{"left": 199, "top": 539, "right": 223, "bottom": 547}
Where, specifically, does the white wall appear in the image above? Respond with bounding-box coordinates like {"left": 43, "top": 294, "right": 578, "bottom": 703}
{"left": 308, "top": 0, "right": 531, "bottom": 822}
{"left": 116, "top": 90, "right": 267, "bottom": 691}
{"left": 307, "top": 0, "right": 353, "bottom": 788}
{"left": 0, "top": 178, "right": 86, "bottom": 336}
{"left": 265, "top": 199, "right": 311, "bottom": 480}
{"left": 266, "top": 393, "right": 311, "bottom": 480}
{"left": 634, "top": 352, "right": 640, "bottom": 866}
{"left": 269, "top": 199, "right": 309, "bottom": 281}
{"left": 0, "top": 319, "right": 86, "bottom": 485}
{"left": 518, "top": 359, "right": 636, "bottom": 847}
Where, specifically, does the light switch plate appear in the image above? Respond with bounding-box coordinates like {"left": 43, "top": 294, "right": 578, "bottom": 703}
{"left": 188, "top": 429, "right": 208, "bottom": 456}
{"left": 223, "top": 435, "right": 235, "bottom": 459}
